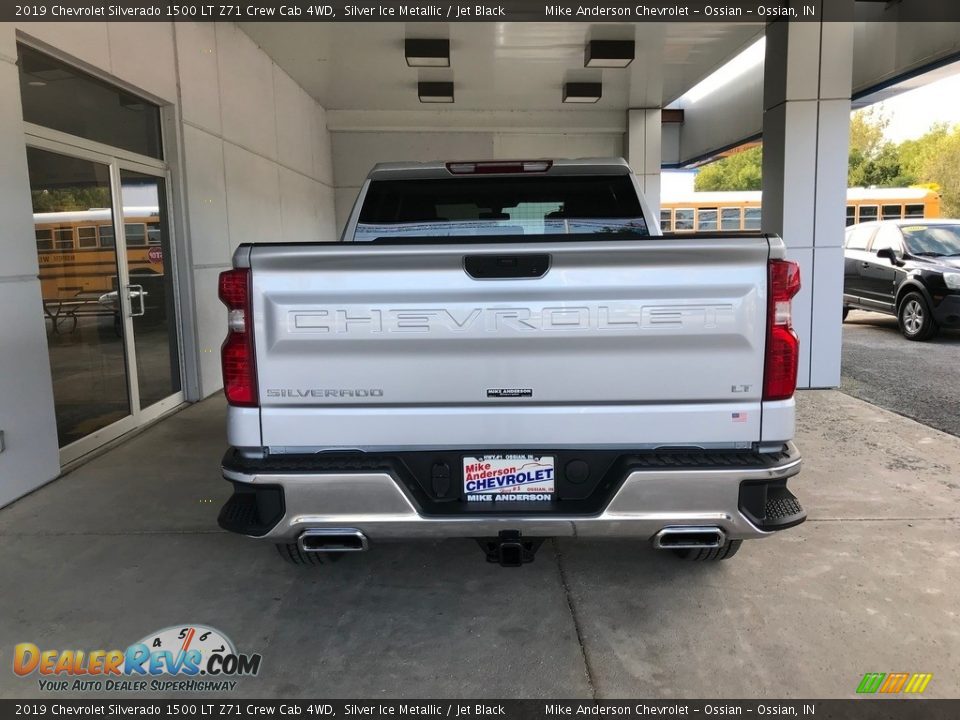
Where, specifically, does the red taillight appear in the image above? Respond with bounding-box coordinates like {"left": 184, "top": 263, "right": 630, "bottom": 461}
{"left": 445, "top": 160, "right": 553, "bottom": 175}
{"left": 218, "top": 268, "right": 257, "bottom": 407}
{"left": 763, "top": 260, "right": 801, "bottom": 401}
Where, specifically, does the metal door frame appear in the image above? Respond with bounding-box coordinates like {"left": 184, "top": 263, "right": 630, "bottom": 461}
{"left": 25, "top": 130, "right": 186, "bottom": 466}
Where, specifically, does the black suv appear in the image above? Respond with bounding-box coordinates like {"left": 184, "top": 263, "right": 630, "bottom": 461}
{"left": 843, "top": 220, "right": 960, "bottom": 340}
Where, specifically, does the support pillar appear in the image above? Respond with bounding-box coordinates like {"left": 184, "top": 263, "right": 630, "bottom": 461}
{"left": 761, "top": 2, "right": 854, "bottom": 388}
{"left": 626, "top": 108, "right": 661, "bottom": 219}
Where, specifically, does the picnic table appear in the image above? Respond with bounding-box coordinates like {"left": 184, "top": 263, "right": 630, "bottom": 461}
{"left": 42, "top": 293, "right": 115, "bottom": 334}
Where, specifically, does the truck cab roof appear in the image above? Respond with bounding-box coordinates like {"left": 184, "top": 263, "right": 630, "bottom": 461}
{"left": 367, "top": 157, "right": 633, "bottom": 181}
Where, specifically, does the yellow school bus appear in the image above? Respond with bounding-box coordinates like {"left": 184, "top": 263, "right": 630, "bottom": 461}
{"left": 34, "top": 206, "right": 163, "bottom": 302}
{"left": 35, "top": 207, "right": 165, "bottom": 332}
{"left": 660, "top": 187, "right": 941, "bottom": 233}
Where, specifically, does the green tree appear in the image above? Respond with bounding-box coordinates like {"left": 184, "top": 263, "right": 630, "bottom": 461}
{"left": 847, "top": 108, "right": 915, "bottom": 188}
{"left": 900, "top": 124, "right": 960, "bottom": 216}
{"left": 848, "top": 107, "right": 888, "bottom": 158}
{"left": 31, "top": 186, "right": 112, "bottom": 213}
{"left": 694, "top": 146, "right": 763, "bottom": 191}
{"left": 692, "top": 109, "right": 906, "bottom": 191}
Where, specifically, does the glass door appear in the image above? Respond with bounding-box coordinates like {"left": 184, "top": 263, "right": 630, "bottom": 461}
{"left": 27, "top": 147, "right": 136, "bottom": 452}
{"left": 27, "top": 144, "right": 184, "bottom": 464}
{"left": 118, "top": 169, "right": 182, "bottom": 411}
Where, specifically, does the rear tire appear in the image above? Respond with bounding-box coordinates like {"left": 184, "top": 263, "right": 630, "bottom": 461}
{"left": 673, "top": 539, "right": 742, "bottom": 561}
{"left": 897, "top": 292, "right": 939, "bottom": 341}
{"left": 276, "top": 542, "right": 328, "bottom": 566}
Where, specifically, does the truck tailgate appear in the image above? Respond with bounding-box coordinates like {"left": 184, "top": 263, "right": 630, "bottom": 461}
{"left": 247, "top": 237, "right": 771, "bottom": 450}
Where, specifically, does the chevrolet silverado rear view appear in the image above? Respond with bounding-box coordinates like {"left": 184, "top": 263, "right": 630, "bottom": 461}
{"left": 217, "top": 158, "right": 805, "bottom": 566}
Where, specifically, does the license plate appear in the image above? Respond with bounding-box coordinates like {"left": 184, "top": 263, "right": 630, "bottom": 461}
{"left": 463, "top": 454, "right": 555, "bottom": 502}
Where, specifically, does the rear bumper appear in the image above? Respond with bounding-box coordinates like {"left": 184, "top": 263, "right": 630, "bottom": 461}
{"left": 219, "top": 443, "right": 803, "bottom": 543}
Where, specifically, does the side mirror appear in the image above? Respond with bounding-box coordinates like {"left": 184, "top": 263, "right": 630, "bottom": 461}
{"left": 876, "top": 247, "right": 901, "bottom": 264}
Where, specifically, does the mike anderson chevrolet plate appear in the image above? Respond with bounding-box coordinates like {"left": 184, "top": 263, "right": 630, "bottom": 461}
{"left": 463, "top": 455, "right": 555, "bottom": 502}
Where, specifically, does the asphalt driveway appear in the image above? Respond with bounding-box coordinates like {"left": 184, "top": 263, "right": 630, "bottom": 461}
{"left": 842, "top": 310, "right": 960, "bottom": 437}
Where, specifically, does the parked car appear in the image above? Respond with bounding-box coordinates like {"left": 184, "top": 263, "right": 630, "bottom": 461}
{"left": 843, "top": 220, "right": 960, "bottom": 340}
{"left": 216, "top": 158, "right": 805, "bottom": 566}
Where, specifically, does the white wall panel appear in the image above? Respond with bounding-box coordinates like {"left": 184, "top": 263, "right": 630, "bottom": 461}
{"left": 317, "top": 183, "right": 338, "bottom": 241}
{"left": 334, "top": 187, "right": 360, "bottom": 236}
{"left": 192, "top": 267, "right": 228, "bottom": 398}
{"left": 175, "top": 22, "right": 222, "bottom": 135}
{"left": 16, "top": 22, "right": 111, "bottom": 71}
{"left": 0, "top": 280, "right": 60, "bottom": 507}
{"left": 312, "top": 103, "right": 334, "bottom": 186}
{"left": 274, "top": 66, "right": 314, "bottom": 177}
{"left": 182, "top": 125, "right": 231, "bottom": 267}
{"left": 107, "top": 23, "right": 177, "bottom": 102}
{"left": 279, "top": 167, "right": 320, "bottom": 244}
{"left": 332, "top": 132, "right": 493, "bottom": 189}
{"left": 223, "top": 142, "right": 282, "bottom": 249}
{"left": 215, "top": 23, "right": 277, "bottom": 160}
{"left": 809, "top": 247, "right": 844, "bottom": 388}
{"left": 494, "top": 133, "right": 623, "bottom": 160}
{"left": 0, "top": 61, "right": 38, "bottom": 279}
{"left": 0, "top": 23, "right": 16, "bottom": 62}
{"left": 783, "top": 247, "right": 814, "bottom": 389}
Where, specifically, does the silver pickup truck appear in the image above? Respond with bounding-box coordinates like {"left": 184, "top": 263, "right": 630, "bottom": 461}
{"left": 217, "top": 158, "right": 805, "bottom": 566}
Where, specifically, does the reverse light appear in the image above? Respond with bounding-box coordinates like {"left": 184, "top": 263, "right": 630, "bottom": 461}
{"left": 218, "top": 268, "right": 258, "bottom": 407}
{"left": 763, "top": 259, "right": 801, "bottom": 401}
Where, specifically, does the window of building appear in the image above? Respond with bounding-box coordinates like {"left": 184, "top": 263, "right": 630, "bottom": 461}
{"left": 674, "top": 208, "right": 694, "bottom": 231}
{"left": 18, "top": 44, "right": 163, "bottom": 160}
{"left": 721, "top": 208, "right": 742, "bottom": 230}
{"left": 77, "top": 226, "right": 98, "bottom": 249}
{"left": 744, "top": 208, "right": 761, "bottom": 230}
{"left": 660, "top": 209, "right": 672, "bottom": 232}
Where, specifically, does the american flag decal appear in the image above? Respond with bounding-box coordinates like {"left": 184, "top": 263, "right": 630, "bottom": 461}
{"left": 732, "top": 412, "right": 748, "bottom": 423}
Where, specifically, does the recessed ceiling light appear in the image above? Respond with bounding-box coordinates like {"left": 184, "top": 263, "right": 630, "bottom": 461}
{"left": 563, "top": 82, "right": 602, "bottom": 104}
{"left": 584, "top": 40, "right": 635, "bottom": 68}
{"left": 418, "top": 81, "right": 454, "bottom": 103}
{"left": 406, "top": 39, "right": 450, "bottom": 67}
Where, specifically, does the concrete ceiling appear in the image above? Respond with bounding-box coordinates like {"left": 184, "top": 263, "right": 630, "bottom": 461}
{"left": 240, "top": 22, "right": 764, "bottom": 112}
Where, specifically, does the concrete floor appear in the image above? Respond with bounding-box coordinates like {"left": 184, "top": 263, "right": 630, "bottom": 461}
{"left": 1, "top": 390, "right": 958, "bottom": 699}
{"left": 842, "top": 309, "right": 960, "bottom": 437}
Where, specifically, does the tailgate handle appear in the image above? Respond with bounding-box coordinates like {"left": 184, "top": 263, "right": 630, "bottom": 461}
{"left": 464, "top": 254, "right": 550, "bottom": 279}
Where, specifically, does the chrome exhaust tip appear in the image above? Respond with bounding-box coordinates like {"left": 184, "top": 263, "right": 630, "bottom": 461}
{"left": 298, "top": 528, "right": 369, "bottom": 553}
{"left": 652, "top": 526, "right": 726, "bottom": 550}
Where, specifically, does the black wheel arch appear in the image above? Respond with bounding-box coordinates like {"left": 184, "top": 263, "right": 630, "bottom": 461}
{"left": 895, "top": 279, "right": 933, "bottom": 311}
